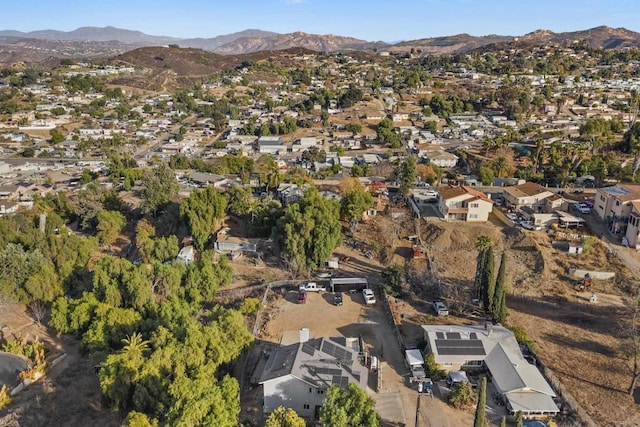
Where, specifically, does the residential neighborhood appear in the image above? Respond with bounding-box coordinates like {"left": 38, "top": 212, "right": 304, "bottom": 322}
{"left": 2, "top": 8, "right": 640, "bottom": 427}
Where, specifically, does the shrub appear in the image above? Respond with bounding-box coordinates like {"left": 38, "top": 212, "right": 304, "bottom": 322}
{"left": 239, "top": 297, "right": 262, "bottom": 316}
{"left": 0, "top": 385, "right": 11, "bottom": 409}
{"left": 508, "top": 325, "right": 536, "bottom": 352}
{"left": 449, "top": 381, "right": 476, "bottom": 408}
{"left": 424, "top": 352, "right": 446, "bottom": 381}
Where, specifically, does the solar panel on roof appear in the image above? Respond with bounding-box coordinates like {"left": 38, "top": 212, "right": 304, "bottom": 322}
{"left": 436, "top": 332, "right": 445, "bottom": 339}
{"left": 435, "top": 340, "right": 484, "bottom": 348}
{"left": 446, "top": 332, "right": 461, "bottom": 339}
{"left": 302, "top": 343, "right": 316, "bottom": 356}
{"left": 321, "top": 340, "right": 353, "bottom": 361}
{"left": 469, "top": 332, "right": 478, "bottom": 339}
{"left": 437, "top": 347, "right": 486, "bottom": 356}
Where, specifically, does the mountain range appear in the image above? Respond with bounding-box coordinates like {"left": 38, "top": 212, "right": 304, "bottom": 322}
{"left": 1, "top": 25, "right": 640, "bottom": 65}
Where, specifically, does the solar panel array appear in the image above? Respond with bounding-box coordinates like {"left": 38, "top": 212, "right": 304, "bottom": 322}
{"left": 331, "top": 376, "right": 350, "bottom": 387}
{"left": 321, "top": 340, "right": 353, "bottom": 362}
{"left": 435, "top": 339, "right": 486, "bottom": 356}
{"left": 301, "top": 343, "right": 316, "bottom": 356}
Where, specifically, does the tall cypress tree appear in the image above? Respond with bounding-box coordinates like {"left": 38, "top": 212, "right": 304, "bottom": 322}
{"left": 492, "top": 251, "right": 507, "bottom": 321}
{"left": 475, "top": 235, "right": 493, "bottom": 304}
{"left": 481, "top": 246, "right": 495, "bottom": 311}
{"left": 473, "top": 377, "right": 487, "bottom": 427}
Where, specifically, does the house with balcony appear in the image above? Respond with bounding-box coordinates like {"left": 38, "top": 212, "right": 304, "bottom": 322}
{"left": 502, "top": 182, "right": 554, "bottom": 212}
{"left": 437, "top": 185, "right": 493, "bottom": 222}
{"left": 593, "top": 184, "right": 640, "bottom": 235}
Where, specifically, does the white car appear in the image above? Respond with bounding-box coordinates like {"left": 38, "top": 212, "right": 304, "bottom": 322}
{"left": 573, "top": 203, "right": 591, "bottom": 214}
{"left": 363, "top": 289, "right": 376, "bottom": 305}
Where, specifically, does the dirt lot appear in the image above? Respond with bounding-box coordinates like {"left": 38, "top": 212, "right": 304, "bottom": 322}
{"left": 0, "top": 302, "right": 119, "bottom": 427}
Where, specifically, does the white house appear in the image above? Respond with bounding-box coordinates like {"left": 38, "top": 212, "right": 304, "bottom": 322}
{"left": 437, "top": 185, "right": 494, "bottom": 222}
{"left": 502, "top": 182, "right": 554, "bottom": 211}
{"left": 422, "top": 324, "right": 558, "bottom": 417}
{"left": 259, "top": 333, "right": 368, "bottom": 419}
{"left": 594, "top": 184, "right": 640, "bottom": 235}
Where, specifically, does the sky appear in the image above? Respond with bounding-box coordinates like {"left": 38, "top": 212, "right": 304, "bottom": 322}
{"left": 2, "top": 0, "right": 639, "bottom": 42}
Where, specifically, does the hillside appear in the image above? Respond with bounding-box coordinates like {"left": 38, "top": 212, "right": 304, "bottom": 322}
{"left": 387, "top": 33, "right": 513, "bottom": 55}
{"left": 212, "top": 31, "right": 384, "bottom": 54}
{"left": 519, "top": 25, "right": 640, "bottom": 49}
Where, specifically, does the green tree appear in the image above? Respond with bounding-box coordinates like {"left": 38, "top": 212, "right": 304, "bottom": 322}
{"left": 481, "top": 246, "right": 495, "bottom": 312}
{"left": 424, "top": 352, "right": 445, "bottom": 381}
{"left": 180, "top": 187, "right": 228, "bottom": 250}
{"left": 276, "top": 190, "right": 341, "bottom": 274}
{"left": 141, "top": 164, "right": 179, "bottom": 216}
{"left": 266, "top": 406, "right": 306, "bottom": 427}
{"left": 319, "top": 383, "right": 379, "bottom": 427}
{"left": 225, "top": 184, "right": 253, "bottom": 217}
{"left": 473, "top": 377, "right": 487, "bottom": 427}
{"left": 381, "top": 265, "right": 406, "bottom": 297}
{"left": 396, "top": 155, "right": 417, "bottom": 197}
{"left": 340, "top": 188, "right": 374, "bottom": 222}
{"left": 122, "top": 411, "right": 158, "bottom": 427}
{"left": 478, "top": 166, "right": 495, "bottom": 186}
{"left": 475, "top": 235, "right": 494, "bottom": 305}
{"left": 499, "top": 416, "right": 506, "bottom": 427}
{"left": 449, "top": 381, "right": 475, "bottom": 408}
{"left": 492, "top": 252, "right": 508, "bottom": 323}
{"left": 96, "top": 210, "right": 126, "bottom": 245}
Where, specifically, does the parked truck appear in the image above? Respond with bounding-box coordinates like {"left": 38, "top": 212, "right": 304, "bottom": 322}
{"left": 405, "top": 349, "right": 427, "bottom": 380}
{"left": 299, "top": 282, "right": 326, "bottom": 292}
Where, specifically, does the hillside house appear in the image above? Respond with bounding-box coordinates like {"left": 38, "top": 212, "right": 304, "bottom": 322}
{"left": 594, "top": 184, "right": 640, "bottom": 235}
{"left": 422, "top": 324, "right": 558, "bottom": 417}
{"left": 257, "top": 136, "right": 286, "bottom": 154}
{"left": 437, "top": 185, "right": 494, "bottom": 222}
{"left": 502, "top": 182, "right": 554, "bottom": 211}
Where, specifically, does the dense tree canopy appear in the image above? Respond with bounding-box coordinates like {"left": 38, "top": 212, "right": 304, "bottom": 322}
{"left": 276, "top": 189, "right": 341, "bottom": 274}
{"left": 141, "top": 164, "right": 180, "bottom": 216}
{"left": 180, "top": 187, "right": 228, "bottom": 250}
{"left": 319, "top": 383, "right": 379, "bottom": 427}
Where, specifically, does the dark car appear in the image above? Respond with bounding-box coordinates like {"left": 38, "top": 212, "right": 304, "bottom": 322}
{"left": 333, "top": 292, "right": 343, "bottom": 306}
{"left": 297, "top": 290, "right": 307, "bottom": 304}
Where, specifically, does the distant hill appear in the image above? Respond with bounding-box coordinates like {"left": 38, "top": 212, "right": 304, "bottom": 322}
{"left": 211, "top": 31, "right": 386, "bottom": 54}
{"left": 179, "top": 29, "right": 280, "bottom": 50}
{"left": 0, "top": 26, "right": 180, "bottom": 45}
{"left": 2, "top": 25, "right": 640, "bottom": 67}
{"left": 518, "top": 26, "right": 640, "bottom": 49}
{"left": 386, "top": 33, "right": 513, "bottom": 55}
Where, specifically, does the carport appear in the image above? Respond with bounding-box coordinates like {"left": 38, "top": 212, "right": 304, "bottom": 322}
{"left": 329, "top": 277, "right": 368, "bottom": 293}
{"left": 556, "top": 210, "right": 586, "bottom": 228}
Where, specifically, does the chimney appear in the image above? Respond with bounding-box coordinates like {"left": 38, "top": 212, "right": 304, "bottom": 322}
{"left": 299, "top": 327, "right": 310, "bottom": 343}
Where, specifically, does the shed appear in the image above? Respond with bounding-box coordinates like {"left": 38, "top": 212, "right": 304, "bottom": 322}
{"left": 329, "top": 277, "right": 368, "bottom": 293}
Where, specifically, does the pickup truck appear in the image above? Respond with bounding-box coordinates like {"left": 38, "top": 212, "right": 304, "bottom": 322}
{"left": 432, "top": 301, "right": 449, "bottom": 316}
{"left": 299, "top": 282, "right": 326, "bottom": 292}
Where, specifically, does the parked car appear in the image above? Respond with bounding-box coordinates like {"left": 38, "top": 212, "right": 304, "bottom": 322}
{"left": 297, "top": 290, "right": 307, "bottom": 304}
{"left": 432, "top": 301, "right": 449, "bottom": 316}
{"left": 573, "top": 203, "right": 591, "bottom": 214}
{"left": 363, "top": 288, "right": 376, "bottom": 305}
{"left": 364, "top": 251, "right": 374, "bottom": 259}
{"left": 520, "top": 220, "right": 542, "bottom": 231}
{"left": 506, "top": 212, "right": 518, "bottom": 222}
{"left": 333, "top": 292, "right": 343, "bottom": 306}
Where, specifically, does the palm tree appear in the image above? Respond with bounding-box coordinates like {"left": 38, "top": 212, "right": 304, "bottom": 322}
{"left": 121, "top": 332, "right": 149, "bottom": 358}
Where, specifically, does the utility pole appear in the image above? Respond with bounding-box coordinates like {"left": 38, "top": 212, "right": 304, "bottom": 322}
{"left": 414, "top": 393, "right": 421, "bottom": 427}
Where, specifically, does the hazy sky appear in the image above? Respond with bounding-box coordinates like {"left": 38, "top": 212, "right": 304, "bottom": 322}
{"left": 2, "top": 0, "right": 639, "bottom": 41}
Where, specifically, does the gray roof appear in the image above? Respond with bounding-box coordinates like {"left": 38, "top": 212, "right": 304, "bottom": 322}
{"left": 259, "top": 337, "right": 367, "bottom": 390}
{"left": 484, "top": 343, "right": 555, "bottom": 397}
